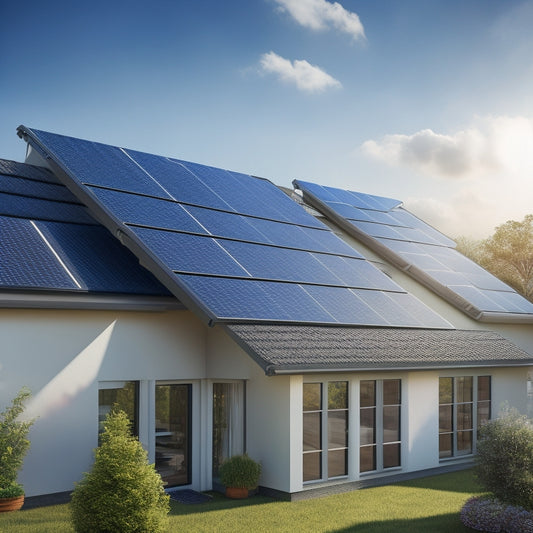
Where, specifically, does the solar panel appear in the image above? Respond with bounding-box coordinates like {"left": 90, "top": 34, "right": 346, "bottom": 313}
{"left": 295, "top": 179, "right": 533, "bottom": 320}
{"left": 19, "top": 126, "right": 452, "bottom": 327}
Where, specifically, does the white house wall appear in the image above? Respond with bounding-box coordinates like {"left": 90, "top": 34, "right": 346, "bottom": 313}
{"left": 0, "top": 308, "right": 207, "bottom": 497}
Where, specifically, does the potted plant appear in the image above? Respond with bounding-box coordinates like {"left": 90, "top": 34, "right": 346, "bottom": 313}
{"left": 218, "top": 453, "right": 261, "bottom": 499}
{"left": 0, "top": 387, "right": 34, "bottom": 512}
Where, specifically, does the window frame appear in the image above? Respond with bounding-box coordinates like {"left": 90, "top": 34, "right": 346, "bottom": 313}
{"left": 303, "top": 381, "right": 349, "bottom": 483}
{"left": 360, "top": 379, "right": 402, "bottom": 474}
{"left": 439, "top": 375, "right": 491, "bottom": 460}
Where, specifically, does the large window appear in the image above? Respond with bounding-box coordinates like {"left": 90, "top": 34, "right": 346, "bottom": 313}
{"left": 360, "top": 379, "right": 401, "bottom": 473}
{"left": 303, "top": 381, "right": 348, "bottom": 482}
{"left": 98, "top": 381, "right": 138, "bottom": 441}
{"left": 439, "top": 376, "right": 491, "bottom": 458}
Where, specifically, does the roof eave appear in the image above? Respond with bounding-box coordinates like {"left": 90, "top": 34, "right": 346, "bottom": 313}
{"left": 0, "top": 290, "right": 183, "bottom": 312}
{"left": 266, "top": 360, "right": 533, "bottom": 375}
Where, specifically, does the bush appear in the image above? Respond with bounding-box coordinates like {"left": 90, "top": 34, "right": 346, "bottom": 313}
{"left": 475, "top": 407, "right": 533, "bottom": 510}
{"left": 0, "top": 482, "right": 25, "bottom": 498}
{"left": 0, "top": 387, "right": 34, "bottom": 494}
{"left": 460, "top": 497, "right": 533, "bottom": 533}
{"left": 70, "top": 409, "right": 170, "bottom": 533}
{"left": 218, "top": 454, "right": 261, "bottom": 489}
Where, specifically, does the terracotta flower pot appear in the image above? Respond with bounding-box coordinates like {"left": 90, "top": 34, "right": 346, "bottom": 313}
{"left": 225, "top": 487, "right": 249, "bottom": 499}
{"left": 0, "top": 495, "right": 24, "bottom": 512}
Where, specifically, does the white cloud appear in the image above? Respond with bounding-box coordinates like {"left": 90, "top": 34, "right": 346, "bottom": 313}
{"left": 274, "top": 0, "right": 365, "bottom": 41}
{"left": 359, "top": 116, "right": 533, "bottom": 238}
{"left": 259, "top": 51, "right": 342, "bottom": 93}
{"left": 361, "top": 116, "right": 533, "bottom": 180}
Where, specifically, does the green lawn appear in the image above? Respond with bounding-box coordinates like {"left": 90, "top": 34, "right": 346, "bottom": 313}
{"left": 0, "top": 469, "right": 482, "bottom": 532}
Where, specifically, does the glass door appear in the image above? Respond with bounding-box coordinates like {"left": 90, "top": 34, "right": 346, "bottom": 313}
{"left": 155, "top": 383, "right": 191, "bottom": 487}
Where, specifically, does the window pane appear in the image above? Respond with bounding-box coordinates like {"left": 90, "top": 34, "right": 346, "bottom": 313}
{"left": 383, "top": 405, "right": 400, "bottom": 443}
{"left": 328, "top": 381, "right": 348, "bottom": 409}
{"left": 303, "top": 412, "right": 321, "bottom": 451}
{"left": 383, "top": 380, "right": 401, "bottom": 405}
{"left": 99, "top": 381, "right": 138, "bottom": 437}
{"left": 457, "top": 431, "right": 472, "bottom": 455}
{"left": 360, "top": 408, "right": 375, "bottom": 445}
{"left": 439, "top": 433, "right": 452, "bottom": 458}
{"left": 439, "top": 405, "right": 453, "bottom": 433}
{"left": 478, "top": 376, "right": 491, "bottom": 402}
{"left": 360, "top": 380, "right": 376, "bottom": 408}
{"left": 439, "top": 377, "right": 453, "bottom": 404}
{"left": 478, "top": 402, "right": 491, "bottom": 428}
{"left": 328, "top": 449, "right": 347, "bottom": 478}
{"left": 303, "top": 452, "right": 321, "bottom": 482}
{"left": 457, "top": 376, "right": 473, "bottom": 403}
{"left": 360, "top": 445, "right": 375, "bottom": 473}
{"left": 328, "top": 411, "right": 347, "bottom": 449}
{"left": 457, "top": 404, "right": 473, "bottom": 430}
{"left": 383, "top": 443, "right": 401, "bottom": 468}
{"left": 303, "top": 383, "right": 321, "bottom": 411}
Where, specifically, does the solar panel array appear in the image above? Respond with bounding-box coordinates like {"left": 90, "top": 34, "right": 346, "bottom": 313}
{"left": 18, "top": 126, "right": 452, "bottom": 327}
{"left": 294, "top": 180, "right": 533, "bottom": 319}
{"left": 0, "top": 158, "right": 168, "bottom": 295}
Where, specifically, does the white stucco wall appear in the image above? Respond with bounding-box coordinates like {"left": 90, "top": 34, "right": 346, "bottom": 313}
{"left": 0, "top": 308, "right": 206, "bottom": 497}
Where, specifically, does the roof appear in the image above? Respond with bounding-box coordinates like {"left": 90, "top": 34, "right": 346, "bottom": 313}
{"left": 226, "top": 324, "right": 533, "bottom": 374}
{"left": 294, "top": 180, "right": 533, "bottom": 324}
{"left": 6, "top": 126, "right": 533, "bottom": 372}
{"left": 17, "top": 126, "right": 450, "bottom": 329}
{"left": 0, "top": 158, "right": 173, "bottom": 308}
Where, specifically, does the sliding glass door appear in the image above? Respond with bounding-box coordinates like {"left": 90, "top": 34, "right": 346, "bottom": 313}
{"left": 155, "top": 383, "right": 191, "bottom": 487}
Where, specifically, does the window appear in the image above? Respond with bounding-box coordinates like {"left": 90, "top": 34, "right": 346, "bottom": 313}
{"left": 303, "top": 381, "right": 348, "bottom": 482}
{"left": 98, "top": 381, "right": 139, "bottom": 442}
{"left": 360, "top": 379, "right": 401, "bottom": 473}
{"left": 212, "top": 382, "right": 245, "bottom": 477}
{"left": 439, "top": 376, "right": 491, "bottom": 459}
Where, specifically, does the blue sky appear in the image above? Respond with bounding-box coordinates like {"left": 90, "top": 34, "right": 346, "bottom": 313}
{"left": 2, "top": 0, "right": 533, "bottom": 238}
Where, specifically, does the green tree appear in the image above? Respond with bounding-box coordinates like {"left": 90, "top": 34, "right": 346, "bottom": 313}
{"left": 0, "top": 387, "right": 34, "bottom": 497}
{"left": 482, "top": 214, "right": 533, "bottom": 301}
{"left": 71, "top": 408, "right": 170, "bottom": 533}
{"left": 455, "top": 215, "right": 533, "bottom": 302}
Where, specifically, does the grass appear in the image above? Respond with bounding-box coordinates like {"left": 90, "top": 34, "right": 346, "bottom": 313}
{"left": 0, "top": 469, "right": 482, "bottom": 532}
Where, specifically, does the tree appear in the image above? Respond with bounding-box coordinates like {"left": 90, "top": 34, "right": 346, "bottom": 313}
{"left": 455, "top": 215, "right": 533, "bottom": 302}
{"left": 71, "top": 408, "right": 169, "bottom": 533}
{"left": 482, "top": 215, "right": 533, "bottom": 301}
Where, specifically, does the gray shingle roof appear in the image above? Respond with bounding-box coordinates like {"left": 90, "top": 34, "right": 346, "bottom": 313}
{"left": 225, "top": 324, "right": 533, "bottom": 374}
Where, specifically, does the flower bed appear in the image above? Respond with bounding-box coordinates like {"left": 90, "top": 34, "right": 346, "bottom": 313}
{"left": 460, "top": 497, "right": 533, "bottom": 533}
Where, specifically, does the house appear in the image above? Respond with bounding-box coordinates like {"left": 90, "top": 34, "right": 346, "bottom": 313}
{"left": 1, "top": 125, "right": 532, "bottom": 501}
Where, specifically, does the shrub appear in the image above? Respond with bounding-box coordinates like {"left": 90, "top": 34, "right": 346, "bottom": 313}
{"left": 70, "top": 408, "right": 170, "bottom": 533}
{"left": 460, "top": 497, "right": 533, "bottom": 533}
{"left": 0, "top": 387, "right": 34, "bottom": 495}
{"left": 218, "top": 454, "right": 261, "bottom": 489}
{"left": 0, "top": 482, "right": 25, "bottom": 498}
{"left": 475, "top": 407, "right": 533, "bottom": 510}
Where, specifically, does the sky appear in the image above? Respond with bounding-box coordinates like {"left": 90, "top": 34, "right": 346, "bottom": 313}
{"left": 1, "top": 0, "right": 533, "bottom": 239}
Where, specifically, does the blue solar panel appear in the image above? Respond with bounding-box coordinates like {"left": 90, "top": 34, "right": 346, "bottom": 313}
{"left": 29, "top": 130, "right": 172, "bottom": 198}
{"left": 298, "top": 226, "right": 363, "bottom": 257}
{"left": 89, "top": 187, "right": 206, "bottom": 234}
{"left": 130, "top": 227, "right": 249, "bottom": 276}
{"left": 0, "top": 175, "right": 78, "bottom": 203}
{"left": 221, "top": 240, "right": 341, "bottom": 285}
{"left": 177, "top": 275, "right": 335, "bottom": 322}
{"left": 125, "top": 151, "right": 232, "bottom": 210}
{"left": 0, "top": 216, "right": 78, "bottom": 289}
{"left": 36, "top": 221, "right": 168, "bottom": 295}
{"left": 0, "top": 192, "right": 95, "bottom": 224}
{"left": 303, "top": 285, "right": 389, "bottom": 325}
{"left": 350, "top": 221, "right": 404, "bottom": 240}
